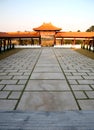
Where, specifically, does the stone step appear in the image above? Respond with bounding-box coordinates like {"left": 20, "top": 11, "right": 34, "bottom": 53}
{"left": 0, "top": 111, "right": 94, "bottom": 130}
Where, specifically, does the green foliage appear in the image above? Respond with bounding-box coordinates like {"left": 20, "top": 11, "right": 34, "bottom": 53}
{"left": 77, "top": 30, "right": 81, "bottom": 32}
{"left": 64, "top": 40, "right": 72, "bottom": 44}
{"left": 34, "top": 39, "right": 39, "bottom": 45}
{"left": 86, "top": 26, "right": 94, "bottom": 32}
{"left": 75, "top": 40, "right": 83, "bottom": 44}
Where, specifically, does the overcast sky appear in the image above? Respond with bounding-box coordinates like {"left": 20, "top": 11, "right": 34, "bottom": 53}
{"left": 0, "top": 0, "right": 94, "bottom": 32}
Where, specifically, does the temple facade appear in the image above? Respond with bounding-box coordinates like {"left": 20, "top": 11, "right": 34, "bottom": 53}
{"left": 33, "top": 22, "right": 61, "bottom": 46}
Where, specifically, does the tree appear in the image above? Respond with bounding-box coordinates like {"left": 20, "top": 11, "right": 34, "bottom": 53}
{"left": 86, "top": 25, "right": 94, "bottom": 32}
{"left": 77, "top": 30, "right": 81, "bottom": 32}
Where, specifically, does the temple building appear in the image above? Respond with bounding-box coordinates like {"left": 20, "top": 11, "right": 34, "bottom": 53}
{"left": 0, "top": 22, "right": 94, "bottom": 50}
{"left": 33, "top": 22, "right": 61, "bottom": 46}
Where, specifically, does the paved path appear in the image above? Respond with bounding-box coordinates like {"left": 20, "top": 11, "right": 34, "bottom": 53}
{"left": 0, "top": 48, "right": 94, "bottom": 110}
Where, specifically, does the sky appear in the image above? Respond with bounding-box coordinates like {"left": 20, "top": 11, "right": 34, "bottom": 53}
{"left": 0, "top": 0, "right": 94, "bottom": 32}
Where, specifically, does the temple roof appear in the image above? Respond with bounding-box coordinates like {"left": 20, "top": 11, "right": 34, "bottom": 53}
{"left": 56, "top": 32, "right": 94, "bottom": 38}
{"left": 0, "top": 31, "right": 39, "bottom": 38}
{"left": 33, "top": 22, "right": 62, "bottom": 31}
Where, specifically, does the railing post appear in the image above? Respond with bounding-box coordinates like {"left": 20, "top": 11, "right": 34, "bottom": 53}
{"left": 89, "top": 40, "right": 91, "bottom": 51}
{"left": 7, "top": 39, "right": 9, "bottom": 50}
{"left": 83, "top": 40, "right": 85, "bottom": 49}
{"left": 54, "top": 37, "right": 56, "bottom": 45}
{"left": 93, "top": 37, "right": 94, "bottom": 52}
{"left": 10, "top": 39, "right": 12, "bottom": 49}
{"left": 3, "top": 39, "right": 6, "bottom": 52}
{"left": 12, "top": 44, "right": 14, "bottom": 49}
{"left": 86, "top": 40, "right": 88, "bottom": 50}
{"left": 0, "top": 39, "right": 2, "bottom": 53}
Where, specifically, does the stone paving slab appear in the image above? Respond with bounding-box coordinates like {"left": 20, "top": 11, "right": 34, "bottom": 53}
{"left": 17, "top": 92, "right": 78, "bottom": 111}
{"left": 0, "top": 91, "right": 10, "bottom": 98}
{"left": 74, "top": 91, "right": 88, "bottom": 99}
{"left": 25, "top": 80, "right": 70, "bottom": 91}
{"left": 30, "top": 73, "right": 65, "bottom": 79}
{"left": 0, "top": 85, "right": 5, "bottom": 90}
{"left": 0, "top": 100, "right": 17, "bottom": 110}
{"left": 0, "top": 80, "right": 18, "bottom": 84}
{"left": 71, "top": 85, "right": 92, "bottom": 90}
{"left": 77, "top": 80, "right": 94, "bottom": 84}
{"left": 8, "top": 92, "right": 21, "bottom": 99}
{"left": 36, "top": 63, "right": 60, "bottom": 67}
{"left": 33, "top": 66, "right": 62, "bottom": 72}
{"left": 4, "top": 85, "right": 24, "bottom": 90}
{"left": 0, "top": 48, "right": 94, "bottom": 111}
{"left": 78, "top": 100, "right": 94, "bottom": 110}
{"left": 85, "top": 91, "right": 94, "bottom": 98}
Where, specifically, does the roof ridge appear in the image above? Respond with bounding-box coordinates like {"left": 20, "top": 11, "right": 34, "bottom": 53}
{"left": 33, "top": 22, "right": 62, "bottom": 31}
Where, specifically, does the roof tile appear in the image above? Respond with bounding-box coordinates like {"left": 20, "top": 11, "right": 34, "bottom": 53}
{"left": 33, "top": 22, "right": 62, "bottom": 31}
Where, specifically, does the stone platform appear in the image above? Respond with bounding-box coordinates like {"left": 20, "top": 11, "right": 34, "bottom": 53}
{"left": 0, "top": 111, "right": 94, "bottom": 130}
{"left": 0, "top": 47, "right": 94, "bottom": 129}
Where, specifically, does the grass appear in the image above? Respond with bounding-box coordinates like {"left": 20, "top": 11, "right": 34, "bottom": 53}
{"left": 74, "top": 48, "right": 94, "bottom": 60}
{"left": 0, "top": 48, "right": 23, "bottom": 60}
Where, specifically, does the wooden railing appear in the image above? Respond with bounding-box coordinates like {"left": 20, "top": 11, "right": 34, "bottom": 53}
{"left": 81, "top": 38, "right": 94, "bottom": 52}
{"left": 0, "top": 39, "right": 14, "bottom": 53}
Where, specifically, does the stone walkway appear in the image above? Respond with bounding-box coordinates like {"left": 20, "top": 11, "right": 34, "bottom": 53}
{"left": 0, "top": 48, "right": 94, "bottom": 110}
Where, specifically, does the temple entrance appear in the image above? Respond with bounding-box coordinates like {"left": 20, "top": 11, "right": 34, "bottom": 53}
{"left": 33, "top": 23, "right": 61, "bottom": 46}
{"left": 41, "top": 35, "right": 54, "bottom": 47}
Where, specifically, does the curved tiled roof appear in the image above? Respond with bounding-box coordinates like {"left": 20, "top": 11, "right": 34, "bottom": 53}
{"left": 0, "top": 31, "right": 39, "bottom": 38}
{"left": 0, "top": 31, "right": 94, "bottom": 39}
{"left": 56, "top": 32, "right": 94, "bottom": 38}
{"left": 33, "top": 22, "right": 62, "bottom": 31}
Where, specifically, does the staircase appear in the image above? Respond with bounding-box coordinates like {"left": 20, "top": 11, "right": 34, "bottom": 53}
{"left": 0, "top": 111, "right": 94, "bottom": 130}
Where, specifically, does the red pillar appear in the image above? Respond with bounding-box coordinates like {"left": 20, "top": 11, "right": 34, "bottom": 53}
{"left": 0, "top": 39, "right": 2, "bottom": 53}
{"left": 73, "top": 38, "right": 76, "bottom": 45}
{"left": 93, "top": 37, "right": 94, "bottom": 52}
{"left": 82, "top": 40, "right": 85, "bottom": 49}
{"left": 89, "top": 40, "right": 92, "bottom": 51}
{"left": 7, "top": 39, "right": 9, "bottom": 49}
{"left": 54, "top": 37, "right": 56, "bottom": 45}
{"left": 3, "top": 39, "right": 6, "bottom": 52}
{"left": 31, "top": 38, "right": 34, "bottom": 45}
{"left": 39, "top": 37, "right": 41, "bottom": 45}
{"left": 9, "top": 39, "right": 12, "bottom": 49}
{"left": 86, "top": 39, "right": 90, "bottom": 50}
{"left": 61, "top": 38, "right": 64, "bottom": 45}
{"left": 19, "top": 38, "right": 22, "bottom": 45}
